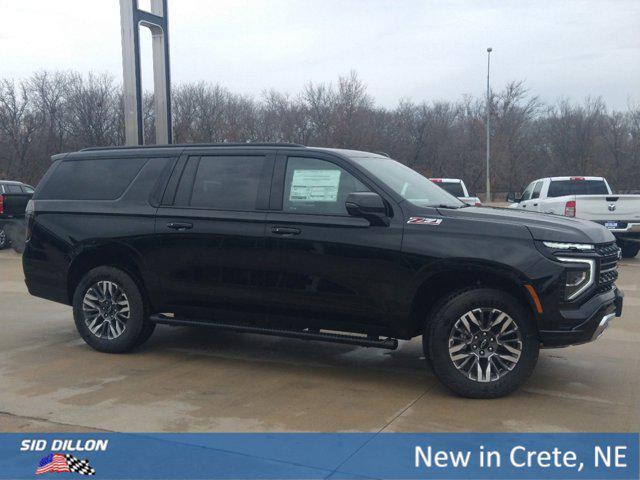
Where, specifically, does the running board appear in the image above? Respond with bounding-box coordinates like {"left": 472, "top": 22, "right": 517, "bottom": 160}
{"left": 149, "top": 314, "right": 398, "bottom": 350}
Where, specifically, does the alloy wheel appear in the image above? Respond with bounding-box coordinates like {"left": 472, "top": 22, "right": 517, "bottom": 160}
{"left": 448, "top": 307, "right": 523, "bottom": 382}
{"left": 82, "top": 280, "right": 130, "bottom": 340}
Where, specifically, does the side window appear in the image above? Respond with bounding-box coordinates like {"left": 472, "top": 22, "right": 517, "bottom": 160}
{"left": 283, "top": 157, "right": 369, "bottom": 215}
{"left": 521, "top": 182, "right": 535, "bottom": 201}
{"left": 22, "top": 186, "right": 34, "bottom": 194}
{"left": 38, "top": 158, "right": 147, "bottom": 200}
{"left": 531, "top": 181, "right": 543, "bottom": 199}
{"left": 190, "top": 156, "right": 266, "bottom": 211}
{"left": 6, "top": 184, "right": 22, "bottom": 193}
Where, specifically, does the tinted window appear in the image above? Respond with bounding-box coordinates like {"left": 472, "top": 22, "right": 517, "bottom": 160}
{"left": 5, "top": 184, "right": 22, "bottom": 193}
{"left": 190, "top": 156, "right": 266, "bottom": 211}
{"left": 531, "top": 181, "right": 543, "bottom": 199}
{"left": 547, "top": 180, "right": 609, "bottom": 197}
{"left": 39, "top": 158, "right": 147, "bottom": 200}
{"left": 438, "top": 182, "right": 465, "bottom": 197}
{"left": 283, "top": 157, "right": 369, "bottom": 215}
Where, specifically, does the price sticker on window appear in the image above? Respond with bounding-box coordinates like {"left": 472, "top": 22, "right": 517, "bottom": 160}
{"left": 289, "top": 169, "right": 341, "bottom": 202}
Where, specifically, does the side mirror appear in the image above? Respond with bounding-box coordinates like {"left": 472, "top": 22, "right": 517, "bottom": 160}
{"left": 345, "top": 192, "right": 388, "bottom": 226}
{"left": 506, "top": 192, "right": 518, "bottom": 203}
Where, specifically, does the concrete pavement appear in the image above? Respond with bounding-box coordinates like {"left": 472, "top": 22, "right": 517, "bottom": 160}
{"left": 0, "top": 249, "right": 638, "bottom": 433}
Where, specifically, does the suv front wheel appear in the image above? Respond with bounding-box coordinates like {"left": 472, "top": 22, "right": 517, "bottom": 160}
{"left": 72, "top": 266, "right": 154, "bottom": 353}
{"left": 426, "top": 288, "right": 539, "bottom": 398}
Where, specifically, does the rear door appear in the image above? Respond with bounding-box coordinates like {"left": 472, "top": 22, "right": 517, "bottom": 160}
{"left": 262, "top": 151, "right": 405, "bottom": 331}
{"left": 154, "top": 149, "right": 274, "bottom": 318}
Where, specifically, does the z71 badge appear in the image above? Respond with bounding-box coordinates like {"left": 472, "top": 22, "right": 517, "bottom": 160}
{"left": 407, "top": 217, "right": 443, "bottom": 225}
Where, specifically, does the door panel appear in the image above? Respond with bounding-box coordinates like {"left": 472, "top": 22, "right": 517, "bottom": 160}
{"left": 153, "top": 153, "right": 273, "bottom": 317}
{"left": 262, "top": 154, "right": 406, "bottom": 330}
{"left": 263, "top": 213, "right": 406, "bottom": 327}
{"left": 155, "top": 207, "right": 268, "bottom": 314}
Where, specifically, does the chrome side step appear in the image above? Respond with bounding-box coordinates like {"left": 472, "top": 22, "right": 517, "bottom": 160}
{"left": 149, "top": 314, "right": 398, "bottom": 350}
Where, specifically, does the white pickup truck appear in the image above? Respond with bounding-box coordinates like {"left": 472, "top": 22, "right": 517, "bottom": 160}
{"left": 507, "top": 176, "right": 640, "bottom": 257}
{"left": 429, "top": 178, "right": 482, "bottom": 206}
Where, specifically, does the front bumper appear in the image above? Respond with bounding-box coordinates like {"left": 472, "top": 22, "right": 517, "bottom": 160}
{"left": 539, "top": 288, "right": 624, "bottom": 347}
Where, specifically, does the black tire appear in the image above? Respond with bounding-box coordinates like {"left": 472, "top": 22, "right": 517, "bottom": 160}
{"left": 0, "top": 228, "right": 8, "bottom": 250}
{"left": 73, "top": 266, "right": 152, "bottom": 353}
{"left": 135, "top": 320, "right": 157, "bottom": 347}
{"left": 619, "top": 242, "right": 639, "bottom": 259}
{"left": 426, "top": 288, "right": 539, "bottom": 399}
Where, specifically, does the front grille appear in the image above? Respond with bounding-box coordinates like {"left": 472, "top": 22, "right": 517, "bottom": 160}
{"left": 595, "top": 243, "right": 620, "bottom": 257}
{"left": 596, "top": 242, "right": 620, "bottom": 291}
{"left": 595, "top": 284, "right": 614, "bottom": 295}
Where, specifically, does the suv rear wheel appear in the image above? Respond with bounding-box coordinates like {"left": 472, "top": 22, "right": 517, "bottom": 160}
{"left": 72, "top": 266, "right": 154, "bottom": 353}
{"left": 426, "top": 288, "right": 539, "bottom": 398}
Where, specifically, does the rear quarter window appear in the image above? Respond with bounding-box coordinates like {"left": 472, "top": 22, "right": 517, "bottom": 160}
{"left": 38, "top": 158, "right": 147, "bottom": 200}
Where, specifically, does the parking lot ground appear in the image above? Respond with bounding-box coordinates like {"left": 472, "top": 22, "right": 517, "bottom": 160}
{"left": 0, "top": 249, "right": 638, "bottom": 433}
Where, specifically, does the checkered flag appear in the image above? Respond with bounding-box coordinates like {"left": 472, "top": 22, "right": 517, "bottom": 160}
{"left": 65, "top": 454, "right": 96, "bottom": 476}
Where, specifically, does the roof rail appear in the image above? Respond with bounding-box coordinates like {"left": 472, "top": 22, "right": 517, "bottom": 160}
{"left": 80, "top": 142, "right": 306, "bottom": 152}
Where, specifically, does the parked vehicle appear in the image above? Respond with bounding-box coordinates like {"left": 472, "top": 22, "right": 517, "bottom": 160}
{"left": 0, "top": 180, "right": 34, "bottom": 251}
{"left": 23, "top": 144, "right": 623, "bottom": 398}
{"left": 429, "top": 178, "right": 482, "bottom": 206}
{"left": 507, "top": 176, "right": 640, "bottom": 258}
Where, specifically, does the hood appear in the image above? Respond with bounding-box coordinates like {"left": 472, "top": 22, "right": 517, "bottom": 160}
{"left": 434, "top": 206, "right": 616, "bottom": 244}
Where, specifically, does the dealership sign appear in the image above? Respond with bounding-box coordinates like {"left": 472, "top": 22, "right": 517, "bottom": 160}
{"left": 0, "top": 433, "right": 637, "bottom": 479}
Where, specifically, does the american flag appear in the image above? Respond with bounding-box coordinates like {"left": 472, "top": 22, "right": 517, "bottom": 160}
{"left": 35, "top": 454, "right": 70, "bottom": 475}
{"left": 36, "top": 453, "right": 96, "bottom": 476}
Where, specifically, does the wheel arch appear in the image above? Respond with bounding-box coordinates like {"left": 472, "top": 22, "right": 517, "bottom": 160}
{"left": 66, "top": 242, "right": 150, "bottom": 307}
{"left": 408, "top": 261, "right": 539, "bottom": 338}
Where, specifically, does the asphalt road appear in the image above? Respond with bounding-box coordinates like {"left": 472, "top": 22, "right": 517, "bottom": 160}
{"left": 0, "top": 249, "right": 638, "bottom": 433}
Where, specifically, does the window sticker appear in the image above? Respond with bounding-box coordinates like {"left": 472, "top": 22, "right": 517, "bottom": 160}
{"left": 289, "top": 169, "right": 341, "bottom": 202}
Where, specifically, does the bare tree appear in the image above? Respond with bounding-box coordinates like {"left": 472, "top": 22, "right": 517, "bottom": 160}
{"left": 1, "top": 69, "right": 638, "bottom": 197}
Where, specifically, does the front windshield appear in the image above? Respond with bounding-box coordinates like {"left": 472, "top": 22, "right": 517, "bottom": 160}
{"left": 352, "top": 157, "right": 464, "bottom": 208}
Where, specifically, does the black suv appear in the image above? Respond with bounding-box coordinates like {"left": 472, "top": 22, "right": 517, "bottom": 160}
{"left": 23, "top": 144, "right": 624, "bottom": 398}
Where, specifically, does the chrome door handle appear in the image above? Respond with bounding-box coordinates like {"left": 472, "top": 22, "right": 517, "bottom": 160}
{"left": 271, "top": 226, "right": 301, "bottom": 235}
{"left": 167, "top": 222, "right": 193, "bottom": 231}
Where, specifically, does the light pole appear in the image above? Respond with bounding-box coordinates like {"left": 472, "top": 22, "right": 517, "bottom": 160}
{"left": 485, "top": 47, "right": 492, "bottom": 202}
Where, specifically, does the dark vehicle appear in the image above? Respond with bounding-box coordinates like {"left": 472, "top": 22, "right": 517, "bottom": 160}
{"left": 0, "top": 180, "right": 34, "bottom": 251}
{"left": 23, "top": 144, "right": 624, "bottom": 398}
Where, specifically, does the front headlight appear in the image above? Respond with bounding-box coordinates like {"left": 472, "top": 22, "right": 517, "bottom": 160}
{"left": 543, "top": 241, "right": 595, "bottom": 252}
{"left": 557, "top": 257, "right": 596, "bottom": 300}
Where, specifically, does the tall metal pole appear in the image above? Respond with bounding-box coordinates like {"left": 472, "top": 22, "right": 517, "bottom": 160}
{"left": 485, "top": 47, "right": 492, "bottom": 202}
{"left": 119, "top": 0, "right": 172, "bottom": 146}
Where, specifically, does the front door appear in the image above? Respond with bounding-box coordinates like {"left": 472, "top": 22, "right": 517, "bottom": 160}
{"left": 154, "top": 151, "right": 274, "bottom": 319}
{"left": 262, "top": 153, "right": 406, "bottom": 332}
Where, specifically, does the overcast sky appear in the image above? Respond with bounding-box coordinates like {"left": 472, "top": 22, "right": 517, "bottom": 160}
{"left": 1, "top": 0, "right": 638, "bottom": 109}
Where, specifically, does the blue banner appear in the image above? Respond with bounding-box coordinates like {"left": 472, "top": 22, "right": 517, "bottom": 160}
{"left": 0, "top": 433, "right": 637, "bottom": 479}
